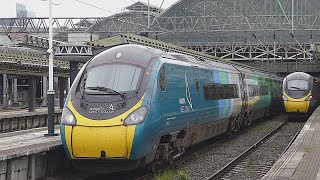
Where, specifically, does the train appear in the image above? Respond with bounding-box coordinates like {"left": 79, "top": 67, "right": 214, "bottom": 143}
{"left": 283, "top": 72, "right": 320, "bottom": 118}
{"left": 60, "top": 44, "right": 283, "bottom": 173}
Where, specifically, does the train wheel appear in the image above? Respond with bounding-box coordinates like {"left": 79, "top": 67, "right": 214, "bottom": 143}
{"left": 264, "top": 108, "right": 271, "bottom": 118}
{"left": 241, "top": 115, "right": 251, "bottom": 129}
{"left": 150, "top": 162, "right": 161, "bottom": 173}
{"left": 227, "top": 118, "right": 238, "bottom": 137}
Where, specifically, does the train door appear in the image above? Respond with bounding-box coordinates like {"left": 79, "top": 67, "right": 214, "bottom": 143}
{"left": 238, "top": 73, "right": 248, "bottom": 127}
{"left": 158, "top": 64, "right": 170, "bottom": 130}
{"left": 191, "top": 66, "right": 200, "bottom": 109}
{"left": 179, "top": 67, "right": 199, "bottom": 123}
{"left": 159, "top": 64, "right": 195, "bottom": 130}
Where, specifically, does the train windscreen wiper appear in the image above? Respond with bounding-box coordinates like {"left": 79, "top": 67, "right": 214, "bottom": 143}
{"left": 85, "top": 86, "right": 126, "bottom": 99}
{"left": 289, "top": 86, "right": 305, "bottom": 91}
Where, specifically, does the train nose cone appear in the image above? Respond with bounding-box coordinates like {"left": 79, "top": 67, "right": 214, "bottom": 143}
{"left": 71, "top": 126, "right": 129, "bottom": 158}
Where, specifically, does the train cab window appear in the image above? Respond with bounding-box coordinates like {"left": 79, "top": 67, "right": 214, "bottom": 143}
{"left": 287, "top": 80, "right": 309, "bottom": 91}
{"left": 159, "top": 66, "right": 166, "bottom": 91}
{"left": 285, "top": 79, "right": 310, "bottom": 99}
{"left": 84, "top": 64, "right": 142, "bottom": 94}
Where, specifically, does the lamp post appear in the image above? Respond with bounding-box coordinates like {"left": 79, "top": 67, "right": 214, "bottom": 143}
{"left": 44, "top": 0, "right": 58, "bottom": 136}
{"left": 147, "top": 0, "right": 150, "bottom": 30}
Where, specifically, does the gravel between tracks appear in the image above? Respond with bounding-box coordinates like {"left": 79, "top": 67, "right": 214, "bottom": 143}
{"left": 45, "top": 116, "right": 292, "bottom": 180}
{"left": 218, "top": 121, "right": 304, "bottom": 180}
{"left": 172, "top": 116, "right": 288, "bottom": 180}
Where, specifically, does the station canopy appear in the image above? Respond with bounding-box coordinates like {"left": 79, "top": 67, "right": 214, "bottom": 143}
{"left": 150, "top": 0, "right": 320, "bottom": 45}
{"left": 88, "top": 1, "right": 162, "bottom": 36}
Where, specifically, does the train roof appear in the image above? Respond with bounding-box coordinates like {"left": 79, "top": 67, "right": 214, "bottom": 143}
{"left": 285, "top": 72, "right": 312, "bottom": 81}
{"left": 86, "top": 44, "right": 175, "bottom": 68}
{"left": 167, "top": 52, "right": 282, "bottom": 80}
{"left": 90, "top": 33, "right": 280, "bottom": 77}
{"left": 88, "top": 44, "right": 282, "bottom": 81}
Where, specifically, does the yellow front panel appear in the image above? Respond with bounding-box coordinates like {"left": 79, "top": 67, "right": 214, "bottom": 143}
{"left": 283, "top": 92, "right": 310, "bottom": 113}
{"left": 64, "top": 126, "right": 73, "bottom": 158}
{"left": 72, "top": 126, "right": 128, "bottom": 158}
{"left": 284, "top": 101, "right": 309, "bottom": 113}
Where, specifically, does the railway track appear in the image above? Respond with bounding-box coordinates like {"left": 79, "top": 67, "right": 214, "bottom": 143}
{"left": 74, "top": 137, "right": 227, "bottom": 180}
{"left": 135, "top": 137, "right": 226, "bottom": 180}
{"left": 205, "top": 121, "right": 304, "bottom": 180}
{"left": 136, "top": 116, "right": 288, "bottom": 180}
{"left": 46, "top": 115, "right": 303, "bottom": 180}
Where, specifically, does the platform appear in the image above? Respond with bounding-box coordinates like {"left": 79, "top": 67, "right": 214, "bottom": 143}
{"left": 0, "top": 107, "right": 62, "bottom": 133}
{"left": 262, "top": 106, "right": 320, "bottom": 180}
{"left": 0, "top": 126, "right": 61, "bottom": 161}
{"left": 0, "top": 126, "right": 65, "bottom": 180}
{"left": 0, "top": 107, "right": 61, "bottom": 119}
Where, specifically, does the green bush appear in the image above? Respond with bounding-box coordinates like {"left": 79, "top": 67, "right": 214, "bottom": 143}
{"left": 154, "top": 169, "right": 189, "bottom": 180}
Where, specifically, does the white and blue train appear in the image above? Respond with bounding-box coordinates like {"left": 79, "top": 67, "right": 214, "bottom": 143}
{"left": 60, "top": 44, "right": 283, "bottom": 172}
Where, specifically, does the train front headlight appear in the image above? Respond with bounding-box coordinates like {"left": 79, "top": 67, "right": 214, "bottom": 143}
{"left": 124, "top": 106, "right": 148, "bottom": 125}
{"left": 305, "top": 95, "right": 313, "bottom": 101}
{"left": 282, "top": 95, "right": 288, "bottom": 101}
{"left": 61, "top": 107, "right": 76, "bottom": 126}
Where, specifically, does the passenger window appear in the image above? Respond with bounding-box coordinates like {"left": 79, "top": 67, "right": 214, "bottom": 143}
{"left": 203, "top": 83, "right": 239, "bottom": 101}
{"left": 159, "top": 66, "right": 166, "bottom": 91}
{"left": 233, "top": 85, "right": 239, "bottom": 98}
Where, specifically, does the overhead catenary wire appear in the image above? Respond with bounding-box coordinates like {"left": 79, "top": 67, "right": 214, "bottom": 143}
{"left": 230, "top": 0, "right": 306, "bottom": 63}
{"left": 74, "top": 0, "right": 115, "bottom": 14}
{"left": 159, "top": 0, "right": 165, "bottom": 9}
{"left": 241, "top": 0, "right": 308, "bottom": 52}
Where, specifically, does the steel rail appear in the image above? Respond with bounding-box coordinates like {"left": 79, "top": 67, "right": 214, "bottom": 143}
{"left": 280, "top": 121, "right": 304, "bottom": 157}
{"left": 135, "top": 137, "right": 227, "bottom": 180}
{"left": 205, "top": 120, "right": 288, "bottom": 180}
{"left": 134, "top": 120, "right": 274, "bottom": 180}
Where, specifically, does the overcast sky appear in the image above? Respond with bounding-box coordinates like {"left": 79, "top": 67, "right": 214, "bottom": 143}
{"left": 0, "top": 0, "right": 179, "bottom": 18}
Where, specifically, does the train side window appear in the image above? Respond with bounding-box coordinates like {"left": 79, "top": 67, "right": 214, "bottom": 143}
{"left": 203, "top": 83, "right": 239, "bottom": 100}
{"left": 210, "top": 84, "right": 216, "bottom": 100}
{"left": 159, "top": 66, "right": 166, "bottom": 91}
{"left": 260, "top": 86, "right": 268, "bottom": 95}
{"left": 248, "top": 85, "right": 258, "bottom": 97}
{"left": 219, "top": 85, "right": 225, "bottom": 99}
{"left": 248, "top": 85, "right": 252, "bottom": 96}
{"left": 224, "top": 85, "right": 231, "bottom": 99}
{"left": 254, "top": 86, "right": 259, "bottom": 96}
{"left": 233, "top": 85, "right": 239, "bottom": 98}
{"left": 203, "top": 85, "right": 209, "bottom": 100}
{"left": 203, "top": 84, "right": 210, "bottom": 100}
